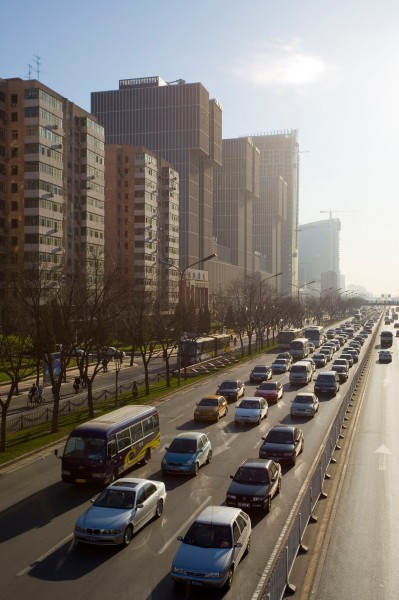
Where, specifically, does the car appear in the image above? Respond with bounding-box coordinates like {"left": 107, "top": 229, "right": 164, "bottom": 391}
{"left": 349, "top": 341, "right": 362, "bottom": 352}
{"left": 378, "top": 350, "right": 392, "bottom": 363}
{"left": 216, "top": 379, "right": 245, "bottom": 402}
{"left": 291, "top": 392, "right": 319, "bottom": 418}
{"left": 170, "top": 505, "right": 252, "bottom": 589}
{"left": 277, "top": 352, "right": 293, "bottom": 367}
{"left": 396, "top": 330, "right": 399, "bottom": 337}
{"left": 319, "top": 347, "right": 333, "bottom": 361}
{"left": 326, "top": 329, "right": 335, "bottom": 339}
{"left": 71, "top": 347, "right": 85, "bottom": 357}
{"left": 308, "top": 342, "right": 315, "bottom": 354}
{"left": 235, "top": 397, "right": 268, "bottom": 425}
{"left": 259, "top": 425, "right": 304, "bottom": 466}
{"left": 249, "top": 365, "right": 272, "bottom": 384}
{"left": 394, "top": 322, "right": 399, "bottom": 328}
{"left": 271, "top": 358, "right": 291, "bottom": 373}
{"left": 301, "top": 357, "right": 316, "bottom": 374}
{"left": 313, "top": 353, "right": 328, "bottom": 368}
{"left": 331, "top": 364, "right": 349, "bottom": 382}
{"left": 74, "top": 477, "right": 166, "bottom": 546}
{"left": 314, "top": 370, "right": 340, "bottom": 396}
{"left": 340, "top": 352, "right": 354, "bottom": 367}
{"left": 332, "top": 358, "right": 349, "bottom": 372}
{"left": 344, "top": 348, "right": 359, "bottom": 363}
{"left": 254, "top": 380, "right": 284, "bottom": 404}
{"left": 194, "top": 395, "right": 228, "bottom": 421}
{"left": 226, "top": 458, "right": 281, "bottom": 511}
{"left": 161, "top": 432, "right": 212, "bottom": 475}
{"left": 353, "top": 335, "right": 365, "bottom": 346}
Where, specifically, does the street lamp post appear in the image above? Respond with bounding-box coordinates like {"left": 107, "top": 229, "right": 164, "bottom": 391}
{"left": 160, "top": 253, "right": 216, "bottom": 385}
{"left": 246, "top": 272, "right": 283, "bottom": 351}
{"left": 311, "top": 287, "right": 333, "bottom": 325}
{"left": 291, "top": 280, "right": 316, "bottom": 302}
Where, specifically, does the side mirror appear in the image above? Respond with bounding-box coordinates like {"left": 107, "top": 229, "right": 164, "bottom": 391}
{"left": 54, "top": 449, "right": 58, "bottom": 457}
{"left": 177, "top": 535, "right": 183, "bottom": 542}
{"left": 230, "top": 475, "right": 234, "bottom": 479}
{"left": 165, "top": 446, "right": 169, "bottom": 451}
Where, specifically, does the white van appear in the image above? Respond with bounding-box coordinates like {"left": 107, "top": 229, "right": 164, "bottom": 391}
{"left": 289, "top": 360, "right": 313, "bottom": 385}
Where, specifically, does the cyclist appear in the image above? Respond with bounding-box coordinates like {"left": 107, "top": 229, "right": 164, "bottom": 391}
{"left": 28, "top": 383, "right": 38, "bottom": 400}
{"left": 73, "top": 376, "right": 81, "bottom": 393}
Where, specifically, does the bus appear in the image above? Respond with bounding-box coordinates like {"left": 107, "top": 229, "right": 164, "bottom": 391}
{"left": 179, "top": 334, "right": 231, "bottom": 367}
{"left": 289, "top": 337, "right": 310, "bottom": 360}
{"left": 277, "top": 328, "right": 304, "bottom": 349}
{"left": 303, "top": 325, "right": 326, "bottom": 348}
{"left": 380, "top": 330, "right": 393, "bottom": 348}
{"left": 56, "top": 405, "right": 160, "bottom": 486}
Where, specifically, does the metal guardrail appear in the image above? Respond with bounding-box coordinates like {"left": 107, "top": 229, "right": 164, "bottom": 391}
{"left": 254, "top": 324, "right": 378, "bottom": 599}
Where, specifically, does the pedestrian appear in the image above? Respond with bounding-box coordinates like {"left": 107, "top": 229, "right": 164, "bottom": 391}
{"left": 132, "top": 381, "right": 138, "bottom": 401}
{"left": 102, "top": 357, "right": 108, "bottom": 373}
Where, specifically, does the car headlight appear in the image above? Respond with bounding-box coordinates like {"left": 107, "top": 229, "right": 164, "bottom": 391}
{"left": 75, "top": 525, "right": 85, "bottom": 532}
{"left": 186, "top": 459, "right": 194, "bottom": 465}
{"left": 161, "top": 458, "right": 167, "bottom": 465}
{"left": 91, "top": 473, "right": 105, "bottom": 478}
{"left": 226, "top": 494, "right": 236, "bottom": 500}
{"left": 205, "top": 572, "right": 221, "bottom": 579}
{"left": 283, "top": 451, "right": 294, "bottom": 457}
{"left": 62, "top": 470, "right": 70, "bottom": 476}
{"left": 173, "top": 567, "right": 186, "bottom": 574}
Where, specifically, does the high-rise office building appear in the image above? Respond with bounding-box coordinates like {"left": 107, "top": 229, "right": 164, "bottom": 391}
{"left": 298, "top": 217, "right": 341, "bottom": 292}
{"left": 0, "top": 78, "right": 105, "bottom": 295}
{"left": 91, "top": 77, "right": 222, "bottom": 274}
{"left": 249, "top": 130, "right": 299, "bottom": 295}
{"left": 212, "top": 137, "right": 260, "bottom": 287}
{"left": 104, "top": 144, "right": 179, "bottom": 303}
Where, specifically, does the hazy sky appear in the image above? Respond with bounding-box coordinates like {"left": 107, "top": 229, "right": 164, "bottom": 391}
{"left": 2, "top": 0, "right": 398, "bottom": 296}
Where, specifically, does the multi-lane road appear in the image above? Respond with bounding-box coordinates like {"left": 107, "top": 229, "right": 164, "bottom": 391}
{"left": 0, "top": 321, "right": 386, "bottom": 600}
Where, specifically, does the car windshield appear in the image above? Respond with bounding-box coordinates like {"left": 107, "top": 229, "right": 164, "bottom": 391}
{"left": 253, "top": 367, "right": 267, "bottom": 373}
{"left": 93, "top": 489, "right": 136, "bottom": 509}
{"left": 234, "top": 466, "right": 270, "bottom": 484}
{"left": 183, "top": 523, "right": 232, "bottom": 549}
{"left": 274, "top": 360, "right": 285, "bottom": 365}
{"left": 294, "top": 397, "right": 313, "bottom": 404}
{"left": 168, "top": 438, "right": 197, "bottom": 453}
{"left": 199, "top": 398, "right": 217, "bottom": 407}
{"left": 259, "top": 382, "right": 276, "bottom": 390}
{"left": 266, "top": 430, "right": 294, "bottom": 444}
{"left": 219, "top": 382, "right": 236, "bottom": 390}
{"left": 239, "top": 400, "right": 260, "bottom": 409}
{"left": 64, "top": 436, "right": 105, "bottom": 461}
{"left": 318, "top": 375, "right": 333, "bottom": 382}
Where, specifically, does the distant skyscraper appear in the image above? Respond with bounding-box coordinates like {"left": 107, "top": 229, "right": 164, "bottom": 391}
{"left": 298, "top": 218, "right": 341, "bottom": 291}
{"left": 91, "top": 76, "right": 222, "bottom": 272}
{"left": 249, "top": 130, "right": 299, "bottom": 295}
{"left": 0, "top": 77, "right": 105, "bottom": 295}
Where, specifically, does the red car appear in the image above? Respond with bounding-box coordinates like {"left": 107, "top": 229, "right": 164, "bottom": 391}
{"left": 254, "top": 381, "right": 284, "bottom": 405}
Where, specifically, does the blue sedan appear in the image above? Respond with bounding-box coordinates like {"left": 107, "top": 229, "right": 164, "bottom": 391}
{"left": 161, "top": 432, "right": 212, "bottom": 475}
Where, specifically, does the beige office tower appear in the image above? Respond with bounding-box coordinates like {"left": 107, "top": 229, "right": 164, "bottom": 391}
{"left": 0, "top": 78, "right": 105, "bottom": 297}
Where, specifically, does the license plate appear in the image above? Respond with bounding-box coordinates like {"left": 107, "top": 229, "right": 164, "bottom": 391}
{"left": 76, "top": 478, "right": 86, "bottom": 483}
{"left": 191, "top": 581, "right": 203, "bottom": 586}
{"left": 88, "top": 536, "right": 99, "bottom": 542}
{"left": 238, "top": 502, "right": 250, "bottom": 507}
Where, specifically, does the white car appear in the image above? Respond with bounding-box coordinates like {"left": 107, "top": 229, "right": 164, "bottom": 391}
{"left": 74, "top": 478, "right": 166, "bottom": 546}
{"left": 291, "top": 393, "right": 319, "bottom": 418}
{"left": 235, "top": 397, "right": 268, "bottom": 425}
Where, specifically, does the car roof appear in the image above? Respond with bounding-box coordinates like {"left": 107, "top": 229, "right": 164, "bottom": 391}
{"left": 173, "top": 431, "right": 204, "bottom": 440}
{"left": 294, "top": 392, "right": 315, "bottom": 399}
{"left": 195, "top": 505, "right": 245, "bottom": 525}
{"left": 240, "top": 458, "right": 274, "bottom": 470}
{"left": 269, "top": 425, "right": 296, "bottom": 433}
{"left": 111, "top": 478, "right": 148, "bottom": 490}
{"left": 219, "top": 380, "right": 240, "bottom": 385}
{"left": 200, "top": 395, "right": 223, "bottom": 400}
{"left": 317, "top": 370, "right": 338, "bottom": 376}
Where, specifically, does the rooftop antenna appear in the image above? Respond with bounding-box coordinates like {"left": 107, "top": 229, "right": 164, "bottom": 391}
{"left": 33, "top": 54, "right": 41, "bottom": 81}
{"left": 26, "top": 63, "right": 33, "bottom": 80}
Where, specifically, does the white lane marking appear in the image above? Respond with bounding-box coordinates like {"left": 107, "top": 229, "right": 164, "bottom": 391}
{"left": 212, "top": 433, "right": 240, "bottom": 457}
{"left": 167, "top": 412, "right": 187, "bottom": 423}
{"left": 157, "top": 495, "right": 212, "bottom": 554}
{"left": 17, "top": 533, "right": 74, "bottom": 576}
{"left": 375, "top": 444, "right": 392, "bottom": 471}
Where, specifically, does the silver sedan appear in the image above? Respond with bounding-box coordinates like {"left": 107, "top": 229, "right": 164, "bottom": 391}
{"left": 291, "top": 392, "right": 319, "bottom": 418}
{"left": 74, "top": 477, "right": 166, "bottom": 546}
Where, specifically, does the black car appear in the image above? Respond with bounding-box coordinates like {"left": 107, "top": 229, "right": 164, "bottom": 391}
{"left": 314, "top": 371, "right": 340, "bottom": 396}
{"left": 216, "top": 379, "right": 245, "bottom": 402}
{"left": 259, "top": 425, "right": 304, "bottom": 466}
{"left": 225, "top": 458, "right": 281, "bottom": 512}
{"left": 249, "top": 365, "right": 272, "bottom": 384}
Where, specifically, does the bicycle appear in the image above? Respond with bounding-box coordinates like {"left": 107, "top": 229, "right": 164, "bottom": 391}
{"left": 27, "top": 393, "right": 44, "bottom": 408}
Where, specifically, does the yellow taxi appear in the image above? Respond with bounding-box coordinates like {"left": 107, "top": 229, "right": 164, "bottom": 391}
{"left": 194, "top": 395, "right": 228, "bottom": 422}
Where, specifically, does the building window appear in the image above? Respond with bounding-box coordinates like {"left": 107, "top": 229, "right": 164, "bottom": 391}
{"left": 11, "top": 236, "right": 18, "bottom": 246}
{"left": 11, "top": 219, "right": 18, "bottom": 229}
{"left": 11, "top": 112, "right": 18, "bottom": 122}
{"left": 11, "top": 201, "right": 18, "bottom": 211}
{"left": 11, "top": 94, "right": 18, "bottom": 106}
{"left": 11, "top": 130, "right": 18, "bottom": 140}
{"left": 11, "top": 165, "right": 18, "bottom": 175}
{"left": 11, "top": 183, "right": 18, "bottom": 193}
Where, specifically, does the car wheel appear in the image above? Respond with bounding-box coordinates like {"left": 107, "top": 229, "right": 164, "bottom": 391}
{"left": 155, "top": 499, "right": 164, "bottom": 518}
{"left": 122, "top": 525, "right": 133, "bottom": 547}
{"left": 216, "top": 413, "right": 220, "bottom": 422}
{"left": 193, "top": 462, "right": 199, "bottom": 476}
{"left": 264, "top": 495, "right": 272, "bottom": 513}
{"left": 291, "top": 455, "right": 297, "bottom": 466}
{"left": 276, "top": 478, "right": 281, "bottom": 495}
{"left": 206, "top": 449, "right": 213, "bottom": 464}
{"left": 225, "top": 567, "right": 234, "bottom": 589}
